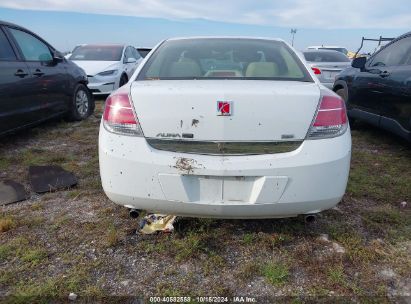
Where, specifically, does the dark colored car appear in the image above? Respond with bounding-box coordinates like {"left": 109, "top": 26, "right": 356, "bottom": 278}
{"left": 333, "top": 31, "right": 411, "bottom": 142}
{"left": 0, "top": 21, "right": 94, "bottom": 136}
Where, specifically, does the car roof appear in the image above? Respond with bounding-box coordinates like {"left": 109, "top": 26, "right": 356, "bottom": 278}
{"left": 166, "top": 36, "right": 286, "bottom": 43}
{"left": 0, "top": 20, "right": 56, "bottom": 51}
{"left": 388, "top": 31, "right": 411, "bottom": 44}
{"left": 308, "top": 45, "right": 346, "bottom": 48}
{"left": 78, "top": 44, "right": 125, "bottom": 48}
{"left": 303, "top": 49, "right": 345, "bottom": 54}
{"left": 0, "top": 20, "right": 38, "bottom": 35}
{"left": 369, "top": 30, "right": 411, "bottom": 56}
{"left": 0, "top": 20, "right": 23, "bottom": 27}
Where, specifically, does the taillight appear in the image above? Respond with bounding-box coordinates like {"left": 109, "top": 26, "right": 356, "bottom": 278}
{"left": 312, "top": 67, "right": 322, "bottom": 75}
{"left": 102, "top": 93, "right": 143, "bottom": 136}
{"left": 307, "top": 91, "right": 348, "bottom": 139}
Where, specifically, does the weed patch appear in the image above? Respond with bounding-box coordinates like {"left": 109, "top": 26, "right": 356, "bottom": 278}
{"left": 0, "top": 216, "right": 16, "bottom": 232}
{"left": 261, "top": 261, "right": 289, "bottom": 286}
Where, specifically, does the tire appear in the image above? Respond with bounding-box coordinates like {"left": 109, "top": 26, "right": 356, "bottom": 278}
{"left": 66, "top": 84, "right": 94, "bottom": 121}
{"left": 336, "top": 88, "right": 356, "bottom": 127}
{"left": 335, "top": 88, "right": 347, "bottom": 102}
{"left": 119, "top": 74, "right": 128, "bottom": 88}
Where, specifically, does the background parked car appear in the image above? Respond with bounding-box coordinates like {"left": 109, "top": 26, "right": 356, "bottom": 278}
{"left": 303, "top": 50, "right": 351, "bottom": 89}
{"left": 307, "top": 45, "right": 349, "bottom": 56}
{"left": 64, "top": 44, "right": 85, "bottom": 59}
{"left": 0, "top": 21, "right": 94, "bottom": 136}
{"left": 333, "top": 31, "right": 411, "bottom": 142}
{"left": 69, "top": 44, "right": 142, "bottom": 95}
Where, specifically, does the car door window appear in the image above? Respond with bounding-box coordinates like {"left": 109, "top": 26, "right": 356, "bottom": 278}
{"left": 123, "top": 47, "right": 131, "bottom": 63}
{"left": 370, "top": 36, "right": 411, "bottom": 67}
{"left": 0, "top": 28, "right": 17, "bottom": 61}
{"left": 398, "top": 37, "right": 411, "bottom": 65}
{"left": 131, "top": 47, "right": 141, "bottom": 60}
{"left": 8, "top": 28, "right": 52, "bottom": 62}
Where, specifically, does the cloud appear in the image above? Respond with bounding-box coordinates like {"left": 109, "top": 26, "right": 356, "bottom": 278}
{"left": 1, "top": 0, "right": 410, "bottom": 29}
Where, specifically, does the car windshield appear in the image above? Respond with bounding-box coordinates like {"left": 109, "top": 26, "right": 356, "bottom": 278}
{"left": 70, "top": 45, "right": 123, "bottom": 61}
{"left": 303, "top": 51, "right": 350, "bottom": 62}
{"left": 319, "top": 47, "right": 348, "bottom": 55}
{"left": 138, "top": 38, "right": 312, "bottom": 81}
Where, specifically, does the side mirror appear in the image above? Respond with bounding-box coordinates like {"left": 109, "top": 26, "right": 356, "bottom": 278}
{"left": 52, "top": 50, "right": 64, "bottom": 63}
{"left": 126, "top": 57, "right": 137, "bottom": 64}
{"left": 352, "top": 56, "right": 366, "bottom": 69}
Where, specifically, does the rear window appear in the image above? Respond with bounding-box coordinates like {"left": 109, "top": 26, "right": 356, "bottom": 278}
{"left": 319, "top": 47, "right": 348, "bottom": 55}
{"left": 138, "top": 38, "right": 312, "bottom": 82}
{"left": 303, "top": 51, "right": 350, "bottom": 63}
{"left": 70, "top": 45, "right": 123, "bottom": 61}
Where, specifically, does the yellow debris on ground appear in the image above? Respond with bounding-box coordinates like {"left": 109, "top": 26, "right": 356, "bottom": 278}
{"left": 139, "top": 214, "right": 177, "bottom": 234}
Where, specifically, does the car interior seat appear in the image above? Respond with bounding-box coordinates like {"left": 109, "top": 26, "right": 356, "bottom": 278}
{"left": 169, "top": 58, "right": 202, "bottom": 78}
{"left": 245, "top": 62, "right": 280, "bottom": 77}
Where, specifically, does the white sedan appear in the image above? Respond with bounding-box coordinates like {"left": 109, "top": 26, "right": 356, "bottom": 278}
{"left": 99, "top": 37, "right": 351, "bottom": 219}
{"left": 69, "top": 44, "right": 141, "bottom": 95}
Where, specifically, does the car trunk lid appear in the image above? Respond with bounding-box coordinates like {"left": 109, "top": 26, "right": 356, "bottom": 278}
{"left": 308, "top": 62, "right": 351, "bottom": 82}
{"left": 131, "top": 80, "right": 320, "bottom": 143}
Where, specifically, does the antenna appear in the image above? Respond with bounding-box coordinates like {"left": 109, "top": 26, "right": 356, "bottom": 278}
{"left": 290, "top": 29, "right": 297, "bottom": 47}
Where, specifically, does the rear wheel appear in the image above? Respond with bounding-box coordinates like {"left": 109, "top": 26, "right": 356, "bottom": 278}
{"left": 336, "top": 88, "right": 356, "bottom": 127}
{"left": 67, "top": 84, "right": 94, "bottom": 121}
{"left": 119, "top": 74, "right": 128, "bottom": 87}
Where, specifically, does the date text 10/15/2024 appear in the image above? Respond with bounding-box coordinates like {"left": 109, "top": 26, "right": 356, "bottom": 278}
{"left": 149, "top": 296, "right": 257, "bottom": 303}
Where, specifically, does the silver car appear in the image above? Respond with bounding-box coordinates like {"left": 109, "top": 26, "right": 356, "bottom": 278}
{"left": 303, "top": 50, "right": 351, "bottom": 89}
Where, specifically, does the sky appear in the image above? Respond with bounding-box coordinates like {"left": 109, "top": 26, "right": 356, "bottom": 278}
{"left": 0, "top": 1, "right": 409, "bottom": 52}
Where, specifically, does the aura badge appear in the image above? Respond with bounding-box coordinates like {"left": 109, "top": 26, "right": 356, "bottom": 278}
{"left": 217, "top": 101, "right": 232, "bottom": 116}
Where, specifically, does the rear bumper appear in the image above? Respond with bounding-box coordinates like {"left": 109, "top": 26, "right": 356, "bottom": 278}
{"left": 99, "top": 126, "right": 351, "bottom": 218}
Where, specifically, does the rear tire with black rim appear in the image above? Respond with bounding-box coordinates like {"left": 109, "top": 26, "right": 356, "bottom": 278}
{"left": 336, "top": 88, "right": 356, "bottom": 128}
{"left": 67, "top": 84, "right": 94, "bottom": 121}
